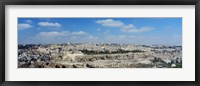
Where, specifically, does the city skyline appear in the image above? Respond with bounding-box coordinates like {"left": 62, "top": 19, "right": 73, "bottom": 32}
{"left": 18, "top": 18, "right": 182, "bottom": 45}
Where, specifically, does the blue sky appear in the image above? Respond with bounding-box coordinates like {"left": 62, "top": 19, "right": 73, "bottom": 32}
{"left": 18, "top": 18, "right": 182, "bottom": 45}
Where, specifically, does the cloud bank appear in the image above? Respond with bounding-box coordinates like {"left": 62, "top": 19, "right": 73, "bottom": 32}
{"left": 38, "top": 22, "right": 61, "bottom": 27}
{"left": 96, "top": 19, "right": 124, "bottom": 27}
{"left": 96, "top": 19, "right": 154, "bottom": 32}
{"left": 31, "top": 31, "right": 98, "bottom": 44}
{"left": 18, "top": 23, "right": 32, "bottom": 30}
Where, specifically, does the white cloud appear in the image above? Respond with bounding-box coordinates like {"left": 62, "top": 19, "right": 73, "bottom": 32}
{"left": 137, "top": 27, "right": 154, "bottom": 32}
{"left": 121, "top": 24, "right": 136, "bottom": 32}
{"left": 97, "top": 28, "right": 101, "bottom": 31}
{"left": 96, "top": 19, "right": 154, "bottom": 33}
{"left": 23, "top": 31, "right": 181, "bottom": 45}
{"left": 89, "top": 36, "right": 98, "bottom": 40}
{"left": 71, "top": 31, "right": 87, "bottom": 36}
{"left": 38, "top": 22, "right": 61, "bottom": 27}
{"left": 32, "top": 31, "right": 99, "bottom": 43}
{"left": 18, "top": 23, "right": 32, "bottom": 30}
{"left": 104, "top": 30, "right": 110, "bottom": 34}
{"left": 34, "top": 31, "right": 69, "bottom": 44}
{"left": 25, "top": 20, "right": 32, "bottom": 23}
{"left": 121, "top": 24, "right": 154, "bottom": 32}
{"left": 37, "top": 31, "right": 69, "bottom": 37}
{"left": 96, "top": 19, "right": 124, "bottom": 27}
{"left": 118, "top": 35, "right": 127, "bottom": 39}
{"left": 37, "top": 31, "right": 88, "bottom": 38}
{"left": 129, "top": 35, "right": 136, "bottom": 38}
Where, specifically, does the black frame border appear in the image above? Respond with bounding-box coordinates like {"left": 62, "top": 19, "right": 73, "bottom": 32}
{"left": 0, "top": 0, "right": 199, "bottom": 86}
